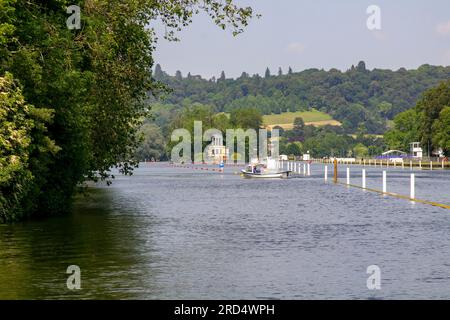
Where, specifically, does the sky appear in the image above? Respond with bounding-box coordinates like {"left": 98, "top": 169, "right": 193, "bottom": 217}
{"left": 151, "top": 0, "right": 450, "bottom": 79}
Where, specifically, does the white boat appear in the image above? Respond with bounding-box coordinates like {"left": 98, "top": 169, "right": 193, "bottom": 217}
{"left": 240, "top": 158, "right": 290, "bottom": 179}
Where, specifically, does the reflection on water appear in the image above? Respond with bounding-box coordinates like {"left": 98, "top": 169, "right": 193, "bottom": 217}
{"left": 1, "top": 163, "right": 450, "bottom": 299}
{"left": 0, "top": 188, "right": 161, "bottom": 299}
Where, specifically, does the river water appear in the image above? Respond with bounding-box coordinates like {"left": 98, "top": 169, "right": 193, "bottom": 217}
{"left": 1, "top": 162, "right": 449, "bottom": 299}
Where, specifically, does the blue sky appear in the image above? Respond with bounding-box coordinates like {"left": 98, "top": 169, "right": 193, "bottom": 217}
{"left": 152, "top": 0, "right": 450, "bottom": 78}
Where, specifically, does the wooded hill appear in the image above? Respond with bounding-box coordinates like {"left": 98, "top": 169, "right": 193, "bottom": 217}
{"left": 153, "top": 62, "right": 450, "bottom": 134}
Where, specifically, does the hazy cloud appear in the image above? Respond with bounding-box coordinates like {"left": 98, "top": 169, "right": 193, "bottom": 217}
{"left": 286, "top": 42, "right": 306, "bottom": 54}
{"left": 436, "top": 21, "right": 450, "bottom": 36}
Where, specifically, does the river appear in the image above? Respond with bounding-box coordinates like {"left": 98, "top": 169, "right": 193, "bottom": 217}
{"left": 1, "top": 162, "right": 449, "bottom": 299}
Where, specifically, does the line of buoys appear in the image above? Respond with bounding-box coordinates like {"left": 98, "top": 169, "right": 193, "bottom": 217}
{"left": 168, "top": 163, "right": 223, "bottom": 173}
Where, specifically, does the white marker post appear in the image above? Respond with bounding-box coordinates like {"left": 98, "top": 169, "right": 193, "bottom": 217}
{"left": 410, "top": 173, "right": 415, "bottom": 200}
{"left": 382, "top": 170, "right": 387, "bottom": 193}
{"left": 294, "top": 162, "right": 297, "bottom": 173}
{"left": 298, "top": 164, "right": 301, "bottom": 174}
{"left": 307, "top": 163, "right": 311, "bottom": 176}
{"left": 362, "top": 169, "right": 366, "bottom": 189}
{"left": 325, "top": 166, "right": 328, "bottom": 181}
{"left": 303, "top": 164, "right": 306, "bottom": 176}
{"left": 410, "top": 160, "right": 412, "bottom": 170}
{"left": 430, "top": 161, "right": 433, "bottom": 171}
{"left": 346, "top": 167, "right": 350, "bottom": 185}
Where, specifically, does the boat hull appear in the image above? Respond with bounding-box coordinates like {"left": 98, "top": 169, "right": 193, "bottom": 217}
{"left": 241, "top": 170, "right": 290, "bottom": 178}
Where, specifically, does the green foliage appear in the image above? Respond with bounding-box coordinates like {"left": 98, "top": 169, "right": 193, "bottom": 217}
{"left": 291, "top": 117, "right": 305, "bottom": 141}
{"left": 229, "top": 107, "right": 262, "bottom": 130}
{"left": 416, "top": 80, "right": 450, "bottom": 151}
{"left": 384, "top": 109, "right": 420, "bottom": 152}
{"left": 284, "top": 142, "right": 302, "bottom": 156}
{"left": 385, "top": 80, "right": 450, "bottom": 155}
{"left": 0, "top": 73, "right": 56, "bottom": 222}
{"left": 154, "top": 63, "right": 450, "bottom": 134}
{"left": 0, "top": 0, "right": 255, "bottom": 221}
{"left": 432, "top": 107, "right": 450, "bottom": 154}
{"left": 134, "top": 123, "right": 166, "bottom": 161}
{"left": 303, "top": 132, "right": 353, "bottom": 158}
{"left": 353, "top": 143, "right": 369, "bottom": 158}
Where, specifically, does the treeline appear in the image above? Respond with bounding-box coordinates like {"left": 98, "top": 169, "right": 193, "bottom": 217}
{"left": 153, "top": 62, "right": 450, "bottom": 134}
{"left": 136, "top": 102, "right": 386, "bottom": 161}
{"left": 278, "top": 117, "right": 385, "bottom": 158}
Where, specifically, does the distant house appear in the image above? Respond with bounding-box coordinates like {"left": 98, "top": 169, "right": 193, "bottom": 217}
{"left": 205, "top": 134, "right": 228, "bottom": 163}
{"left": 410, "top": 142, "right": 423, "bottom": 158}
{"left": 302, "top": 151, "right": 311, "bottom": 161}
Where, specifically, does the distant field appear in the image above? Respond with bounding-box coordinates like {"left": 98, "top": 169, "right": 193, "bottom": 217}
{"left": 263, "top": 110, "right": 341, "bottom": 130}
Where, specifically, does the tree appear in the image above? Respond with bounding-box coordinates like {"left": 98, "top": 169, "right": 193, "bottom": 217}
{"left": 0, "top": 0, "right": 256, "bottom": 221}
{"left": 285, "top": 142, "right": 302, "bottom": 156}
{"left": 416, "top": 80, "right": 450, "bottom": 152}
{"left": 240, "top": 72, "right": 249, "bottom": 79}
{"left": 0, "top": 73, "right": 58, "bottom": 222}
{"left": 272, "top": 125, "right": 285, "bottom": 136}
{"left": 135, "top": 124, "right": 166, "bottom": 161}
{"left": 378, "top": 101, "right": 393, "bottom": 119}
{"left": 278, "top": 67, "right": 283, "bottom": 76}
{"left": 303, "top": 132, "right": 351, "bottom": 158}
{"left": 291, "top": 117, "right": 305, "bottom": 141}
{"left": 288, "top": 67, "right": 293, "bottom": 75}
{"left": 353, "top": 143, "right": 369, "bottom": 158}
{"left": 219, "top": 71, "right": 226, "bottom": 81}
{"left": 264, "top": 67, "right": 271, "bottom": 78}
{"left": 432, "top": 106, "right": 450, "bottom": 155}
{"left": 356, "top": 61, "right": 367, "bottom": 72}
{"left": 384, "top": 109, "right": 420, "bottom": 151}
{"left": 175, "top": 70, "right": 183, "bottom": 81}
{"left": 230, "top": 108, "right": 262, "bottom": 130}
{"left": 154, "top": 64, "right": 164, "bottom": 80}
{"left": 213, "top": 113, "right": 231, "bottom": 133}
{"left": 337, "top": 103, "right": 367, "bottom": 132}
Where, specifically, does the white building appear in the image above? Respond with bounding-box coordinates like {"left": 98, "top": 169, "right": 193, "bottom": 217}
{"left": 205, "top": 134, "right": 229, "bottom": 163}
{"left": 410, "top": 142, "right": 423, "bottom": 158}
{"left": 302, "top": 151, "right": 311, "bottom": 161}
